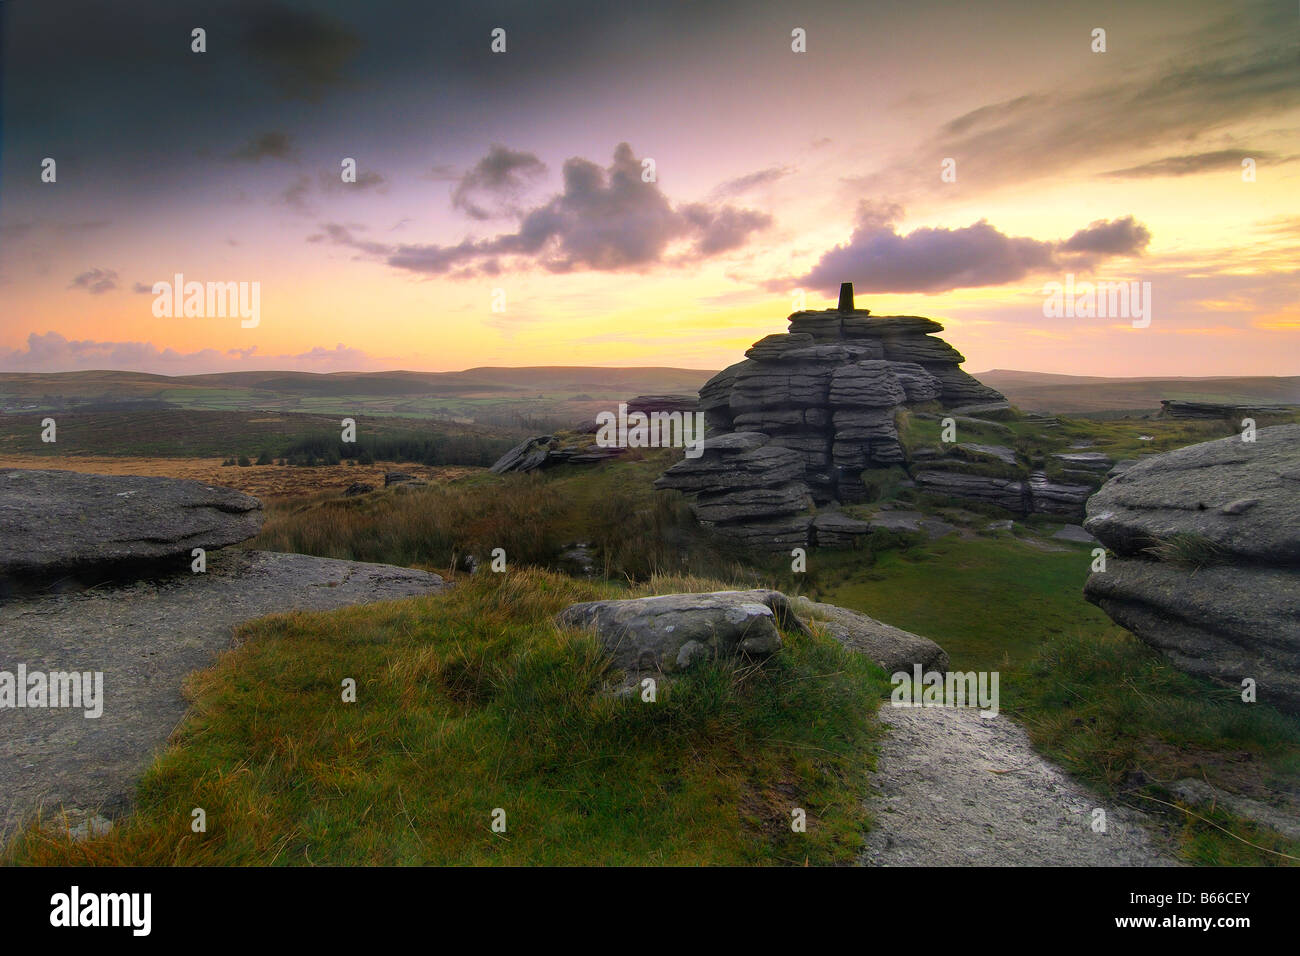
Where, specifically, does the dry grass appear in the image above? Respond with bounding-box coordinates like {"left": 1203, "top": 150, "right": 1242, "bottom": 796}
{"left": 4, "top": 569, "right": 888, "bottom": 866}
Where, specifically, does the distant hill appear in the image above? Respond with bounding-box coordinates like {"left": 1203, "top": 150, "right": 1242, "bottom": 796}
{"left": 0, "top": 367, "right": 719, "bottom": 431}
{"left": 974, "top": 370, "right": 1300, "bottom": 414}
{"left": 6, "top": 366, "right": 1297, "bottom": 421}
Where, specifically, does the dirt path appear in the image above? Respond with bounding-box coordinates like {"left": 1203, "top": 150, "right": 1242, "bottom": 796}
{"left": 861, "top": 706, "right": 1180, "bottom": 866}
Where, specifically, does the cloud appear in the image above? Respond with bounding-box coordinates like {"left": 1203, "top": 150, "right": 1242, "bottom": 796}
{"left": 68, "top": 268, "right": 119, "bottom": 294}
{"left": 0, "top": 332, "right": 380, "bottom": 374}
{"left": 243, "top": 4, "right": 362, "bottom": 101}
{"left": 229, "top": 131, "right": 297, "bottom": 162}
{"left": 792, "top": 204, "right": 1150, "bottom": 294}
{"left": 316, "top": 143, "right": 771, "bottom": 276}
{"left": 425, "top": 164, "right": 460, "bottom": 182}
{"left": 282, "top": 166, "right": 388, "bottom": 214}
{"left": 281, "top": 174, "right": 314, "bottom": 213}
{"left": 854, "top": 13, "right": 1300, "bottom": 199}
{"left": 1100, "top": 149, "right": 1296, "bottom": 178}
{"left": 1059, "top": 217, "right": 1152, "bottom": 256}
{"left": 708, "top": 165, "right": 793, "bottom": 200}
{"left": 132, "top": 281, "right": 153, "bottom": 293}
{"left": 328, "top": 168, "right": 386, "bottom": 191}
{"left": 451, "top": 145, "right": 547, "bottom": 220}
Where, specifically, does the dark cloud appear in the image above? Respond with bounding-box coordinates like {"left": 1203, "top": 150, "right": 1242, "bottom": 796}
{"left": 452, "top": 145, "right": 547, "bottom": 220}
{"left": 855, "top": 11, "right": 1300, "bottom": 198}
{"left": 708, "top": 165, "right": 793, "bottom": 200}
{"left": 68, "top": 268, "right": 119, "bottom": 294}
{"left": 318, "top": 143, "right": 770, "bottom": 276}
{"left": 308, "top": 223, "right": 392, "bottom": 256}
{"left": 243, "top": 4, "right": 362, "bottom": 101}
{"left": 132, "top": 281, "right": 153, "bottom": 294}
{"left": 319, "top": 168, "right": 388, "bottom": 193}
{"left": 281, "top": 166, "right": 388, "bottom": 214}
{"left": 1100, "top": 149, "right": 1295, "bottom": 179}
{"left": 281, "top": 174, "right": 314, "bottom": 213}
{"left": 680, "top": 204, "right": 774, "bottom": 256}
{"left": 1059, "top": 217, "right": 1152, "bottom": 256}
{"left": 425, "top": 164, "right": 461, "bottom": 182}
{"left": 230, "top": 131, "right": 297, "bottom": 163}
{"left": 793, "top": 204, "right": 1149, "bottom": 294}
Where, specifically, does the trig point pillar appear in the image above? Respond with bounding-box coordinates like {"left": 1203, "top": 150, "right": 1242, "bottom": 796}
{"left": 838, "top": 282, "right": 854, "bottom": 312}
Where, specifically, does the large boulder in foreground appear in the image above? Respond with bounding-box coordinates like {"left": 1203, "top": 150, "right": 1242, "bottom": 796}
{"left": 1085, "top": 562, "right": 1300, "bottom": 712}
{"left": 556, "top": 589, "right": 949, "bottom": 677}
{"left": 1083, "top": 423, "right": 1300, "bottom": 564}
{"left": 1084, "top": 425, "right": 1300, "bottom": 714}
{"left": 1, "top": 469, "right": 262, "bottom": 580}
{"left": 557, "top": 590, "right": 802, "bottom": 673}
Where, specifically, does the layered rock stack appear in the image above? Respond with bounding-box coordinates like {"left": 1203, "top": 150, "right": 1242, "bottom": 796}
{"left": 656, "top": 284, "right": 1018, "bottom": 548}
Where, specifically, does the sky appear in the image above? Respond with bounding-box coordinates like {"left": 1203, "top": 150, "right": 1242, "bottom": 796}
{"left": 1, "top": 0, "right": 1297, "bottom": 377}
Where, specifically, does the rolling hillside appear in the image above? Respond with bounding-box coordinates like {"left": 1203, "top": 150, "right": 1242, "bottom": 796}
{"left": 974, "top": 370, "right": 1300, "bottom": 414}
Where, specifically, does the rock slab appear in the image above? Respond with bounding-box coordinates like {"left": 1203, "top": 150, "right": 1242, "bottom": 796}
{"left": 1084, "top": 425, "right": 1300, "bottom": 714}
{"left": 0, "top": 550, "right": 445, "bottom": 839}
{"left": 793, "top": 597, "right": 949, "bottom": 674}
{"left": 557, "top": 589, "right": 804, "bottom": 673}
{"left": 861, "top": 708, "right": 1176, "bottom": 866}
{"left": 1, "top": 469, "right": 263, "bottom": 580}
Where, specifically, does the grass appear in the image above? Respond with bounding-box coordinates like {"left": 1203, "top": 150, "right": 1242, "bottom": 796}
{"left": 808, "top": 531, "right": 1300, "bottom": 865}
{"left": 249, "top": 452, "right": 754, "bottom": 582}
{"left": 10, "top": 406, "right": 1297, "bottom": 866}
{"left": 809, "top": 534, "right": 1109, "bottom": 669}
{"left": 4, "top": 570, "right": 890, "bottom": 866}
{"left": 0, "top": 408, "right": 518, "bottom": 464}
{"left": 1142, "top": 532, "right": 1226, "bottom": 569}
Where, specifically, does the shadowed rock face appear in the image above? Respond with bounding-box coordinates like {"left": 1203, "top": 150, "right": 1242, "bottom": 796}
{"left": 655, "top": 295, "right": 1009, "bottom": 549}
{"left": 1083, "top": 424, "right": 1300, "bottom": 714}
{"left": 1, "top": 469, "right": 262, "bottom": 583}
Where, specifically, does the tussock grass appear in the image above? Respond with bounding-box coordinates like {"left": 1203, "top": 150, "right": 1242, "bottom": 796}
{"left": 249, "top": 455, "right": 756, "bottom": 582}
{"left": 5, "top": 570, "right": 888, "bottom": 866}
{"left": 1142, "top": 532, "right": 1226, "bottom": 569}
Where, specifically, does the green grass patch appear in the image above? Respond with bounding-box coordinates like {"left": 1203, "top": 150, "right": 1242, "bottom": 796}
{"left": 3, "top": 570, "right": 889, "bottom": 866}
{"left": 809, "top": 532, "right": 1300, "bottom": 864}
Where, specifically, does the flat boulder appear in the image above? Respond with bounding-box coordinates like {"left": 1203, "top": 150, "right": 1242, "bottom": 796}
{"left": 1084, "top": 425, "right": 1300, "bottom": 715}
{"left": 793, "top": 597, "right": 949, "bottom": 674}
{"left": 1084, "top": 424, "right": 1300, "bottom": 564}
{"left": 0, "top": 469, "right": 261, "bottom": 580}
{"left": 557, "top": 589, "right": 807, "bottom": 673}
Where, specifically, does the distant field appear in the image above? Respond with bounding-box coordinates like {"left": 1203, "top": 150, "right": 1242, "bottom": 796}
{"left": 0, "top": 408, "right": 519, "bottom": 464}
{"left": 0, "top": 454, "right": 477, "bottom": 499}
{"left": 0, "top": 366, "right": 717, "bottom": 430}
{"left": 6, "top": 366, "right": 1297, "bottom": 423}
{"left": 975, "top": 369, "right": 1300, "bottom": 414}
